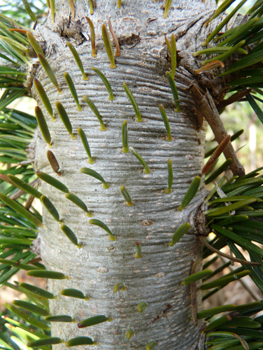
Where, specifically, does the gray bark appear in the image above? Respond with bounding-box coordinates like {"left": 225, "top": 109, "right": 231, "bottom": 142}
{"left": 30, "top": 0, "right": 220, "bottom": 349}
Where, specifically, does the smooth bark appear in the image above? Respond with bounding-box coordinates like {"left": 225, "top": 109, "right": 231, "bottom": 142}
{"left": 29, "top": 1, "right": 221, "bottom": 348}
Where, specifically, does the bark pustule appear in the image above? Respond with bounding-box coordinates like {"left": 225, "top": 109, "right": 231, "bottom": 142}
{"left": 31, "top": 1, "right": 218, "bottom": 348}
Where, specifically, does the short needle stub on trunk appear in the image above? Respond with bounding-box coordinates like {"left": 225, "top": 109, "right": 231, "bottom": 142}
{"left": 123, "top": 83, "right": 142, "bottom": 122}
{"left": 166, "top": 158, "right": 173, "bottom": 194}
{"left": 47, "top": 150, "right": 61, "bottom": 175}
{"left": 86, "top": 17, "right": 96, "bottom": 57}
{"left": 122, "top": 120, "right": 129, "bottom": 153}
{"left": 33, "top": 79, "right": 55, "bottom": 121}
{"left": 35, "top": 106, "right": 52, "bottom": 147}
{"left": 66, "top": 42, "right": 89, "bottom": 81}
{"left": 38, "top": 53, "right": 62, "bottom": 94}
{"left": 102, "top": 24, "right": 116, "bottom": 69}
{"left": 129, "top": 147, "right": 150, "bottom": 174}
{"left": 78, "top": 127, "right": 95, "bottom": 164}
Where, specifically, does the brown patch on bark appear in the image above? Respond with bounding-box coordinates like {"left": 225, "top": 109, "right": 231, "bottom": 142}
{"left": 140, "top": 219, "right": 153, "bottom": 226}
{"left": 56, "top": 18, "right": 84, "bottom": 43}
{"left": 119, "top": 34, "right": 140, "bottom": 48}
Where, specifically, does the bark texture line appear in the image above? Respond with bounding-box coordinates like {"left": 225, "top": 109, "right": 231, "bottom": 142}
{"left": 29, "top": 1, "right": 222, "bottom": 349}
{"left": 35, "top": 49, "right": 206, "bottom": 350}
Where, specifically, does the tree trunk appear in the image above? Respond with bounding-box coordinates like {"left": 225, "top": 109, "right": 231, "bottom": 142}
{"left": 31, "top": 1, "right": 218, "bottom": 348}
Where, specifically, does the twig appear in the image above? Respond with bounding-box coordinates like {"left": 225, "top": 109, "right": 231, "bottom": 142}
{"left": 217, "top": 89, "right": 252, "bottom": 110}
{"left": 0, "top": 174, "right": 26, "bottom": 202}
{"left": 28, "top": 257, "right": 42, "bottom": 264}
{"left": 199, "top": 235, "right": 260, "bottom": 266}
{"left": 9, "top": 178, "right": 40, "bottom": 201}
{"left": 187, "top": 84, "right": 245, "bottom": 177}
{"left": 10, "top": 189, "right": 26, "bottom": 201}
{"left": 202, "top": 135, "right": 230, "bottom": 175}
{"left": 24, "top": 194, "right": 35, "bottom": 210}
